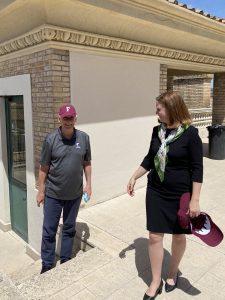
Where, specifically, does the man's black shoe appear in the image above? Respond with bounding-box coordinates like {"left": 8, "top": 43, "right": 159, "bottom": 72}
{"left": 60, "top": 258, "right": 71, "bottom": 264}
{"left": 40, "top": 265, "right": 52, "bottom": 274}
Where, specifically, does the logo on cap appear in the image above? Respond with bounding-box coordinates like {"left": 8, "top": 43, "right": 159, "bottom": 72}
{"left": 59, "top": 104, "right": 76, "bottom": 118}
{"left": 191, "top": 216, "right": 211, "bottom": 235}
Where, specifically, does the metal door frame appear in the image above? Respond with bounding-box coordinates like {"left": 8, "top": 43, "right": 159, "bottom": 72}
{"left": 5, "top": 95, "right": 28, "bottom": 241}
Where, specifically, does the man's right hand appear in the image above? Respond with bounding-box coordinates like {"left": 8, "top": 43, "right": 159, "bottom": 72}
{"left": 36, "top": 192, "right": 45, "bottom": 207}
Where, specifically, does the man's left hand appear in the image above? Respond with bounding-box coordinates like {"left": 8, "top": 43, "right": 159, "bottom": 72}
{"left": 83, "top": 184, "right": 92, "bottom": 200}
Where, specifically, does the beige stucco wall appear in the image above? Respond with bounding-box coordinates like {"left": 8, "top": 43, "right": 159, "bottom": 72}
{"left": 70, "top": 51, "right": 159, "bottom": 205}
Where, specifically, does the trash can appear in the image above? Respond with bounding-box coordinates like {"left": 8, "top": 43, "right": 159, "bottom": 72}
{"left": 207, "top": 125, "right": 225, "bottom": 160}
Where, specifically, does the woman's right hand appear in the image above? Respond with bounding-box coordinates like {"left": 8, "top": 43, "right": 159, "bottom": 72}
{"left": 127, "top": 177, "right": 136, "bottom": 197}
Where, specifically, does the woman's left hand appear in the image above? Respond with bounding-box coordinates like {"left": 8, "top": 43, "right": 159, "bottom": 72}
{"left": 187, "top": 199, "right": 200, "bottom": 218}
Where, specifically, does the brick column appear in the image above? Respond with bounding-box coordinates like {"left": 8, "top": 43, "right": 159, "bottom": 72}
{"left": 160, "top": 64, "right": 167, "bottom": 94}
{"left": 171, "top": 74, "right": 213, "bottom": 109}
{"left": 31, "top": 49, "right": 71, "bottom": 181}
{"left": 212, "top": 73, "right": 225, "bottom": 125}
{"left": 167, "top": 75, "right": 173, "bottom": 91}
{"left": 0, "top": 48, "right": 71, "bottom": 183}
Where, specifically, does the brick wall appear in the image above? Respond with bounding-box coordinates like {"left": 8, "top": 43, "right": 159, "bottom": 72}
{"left": 212, "top": 73, "right": 225, "bottom": 125}
{"left": 160, "top": 64, "right": 167, "bottom": 94}
{"left": 167, "top": 75, "right": 173, "bottom": 91}
{"left": 0, "top": 49, "right": 71, "bottom": 182}
{"left": 169, "top": 74, "right": 213, "bottom": 109}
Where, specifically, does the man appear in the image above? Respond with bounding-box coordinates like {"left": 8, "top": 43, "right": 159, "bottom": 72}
{"left": 36, "top": 103, "right": 92, "bottom": 274}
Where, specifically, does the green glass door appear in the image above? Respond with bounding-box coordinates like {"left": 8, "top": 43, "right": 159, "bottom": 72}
{"left": 5, "top": 96, "right": 28, "bottom": 242}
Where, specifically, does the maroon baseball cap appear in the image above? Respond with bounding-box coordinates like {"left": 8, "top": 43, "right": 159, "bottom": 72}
{"left": 191, "top": 212, "right": 223, "bottom": 247}
{"left": 177, "top": 192, "right": 190, "bottom": 230}
{"left": 59, "top": 104, "right": 76, "bottom": 118}
{"left": 178, "top": 192, "right": 223, "bottom": 247}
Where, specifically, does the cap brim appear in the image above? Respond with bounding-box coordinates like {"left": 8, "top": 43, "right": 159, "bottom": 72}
{"left": 192, "top": 214, "right": 223, "bottom": 247}
{"left": 180, "top": 192, "right": 190, "bottom": 209}
{"left": 178, "top": 192, "right": 191, "bottom": 229}
{"left": 59, "top": 113, "right": 76, "bottom": 118}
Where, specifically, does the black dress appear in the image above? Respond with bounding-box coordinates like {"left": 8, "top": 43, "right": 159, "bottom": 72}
{"left": 141, "top": 125, "right": 203, "bottom": 234}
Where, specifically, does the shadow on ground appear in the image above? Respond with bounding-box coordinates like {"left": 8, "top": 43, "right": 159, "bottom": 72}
{"left": 119, "top": 237, "right": 201, "bottom": 296}
{"left": 55, "top": 222, "right": 91, "bottom": 264}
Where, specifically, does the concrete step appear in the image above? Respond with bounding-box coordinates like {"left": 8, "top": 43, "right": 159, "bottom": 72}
{"left": 9, "top": 259, "right": 42, "bottom": 287}
{"left": 16, "top": 247, "right": 112, "bottom": 299}
{"left": 0, "top": 230, "right": 35, "bottom": 279}
{"left": 0, "top": 273, "right": 25, "bottom": 300}
{"left": 76, "top": 217, "right": 129, "bottom": 258}
{"left": 0, "top": 213, "right": 132, "bottom": 299}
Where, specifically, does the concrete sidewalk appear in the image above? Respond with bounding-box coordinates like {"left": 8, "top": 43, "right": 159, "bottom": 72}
{"left": 75, "top": 154, "right": 225, "bottom": 299}
{"left": 1, "top": 153, "right": 225, "bottom": 299}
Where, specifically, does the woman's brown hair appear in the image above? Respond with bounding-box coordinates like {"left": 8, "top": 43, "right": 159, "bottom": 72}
{"left": 156, "top": 91, "right": 192, "bottom": 126}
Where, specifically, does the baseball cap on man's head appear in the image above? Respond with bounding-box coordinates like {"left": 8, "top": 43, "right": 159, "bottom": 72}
{"left": 59, "top": 104, "right": 77, "bottom": 118}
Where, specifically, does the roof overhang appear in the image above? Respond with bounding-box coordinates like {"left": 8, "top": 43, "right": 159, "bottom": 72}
{"left": 1, "top": 0, "right": 225, "bottom": 71}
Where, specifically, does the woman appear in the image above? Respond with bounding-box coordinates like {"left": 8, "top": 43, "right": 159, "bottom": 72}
{"left": 127, "top": 91, "right": 203, "bottom": 300}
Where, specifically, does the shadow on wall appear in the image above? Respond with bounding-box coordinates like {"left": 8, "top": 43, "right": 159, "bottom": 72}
{"left": 119, "top": 237, "right": 201, "bottom": 296}
{"left": 55, "top": 222, "right": 92, "bottom": 262}
{"left": 74, "top": 221, "right": 93, "bottom": 254}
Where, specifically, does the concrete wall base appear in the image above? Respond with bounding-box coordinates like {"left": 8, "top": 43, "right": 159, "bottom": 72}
{"left": 26, "top": 244, "right": 40, "bottom": 261}
{"left": 0, "top": 219, "right": 11, "bottom": 232}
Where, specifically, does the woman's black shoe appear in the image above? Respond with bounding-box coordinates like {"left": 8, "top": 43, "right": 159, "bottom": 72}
{"left": 165, "top": 274, "right": 178, "bottom": 293}
{"left": 143, "top": 280, "right": 163, "bottom": 300}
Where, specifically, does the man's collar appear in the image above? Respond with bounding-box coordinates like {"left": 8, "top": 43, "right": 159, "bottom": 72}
{"left": 58, "top": 127, "right": 76, "bottom": 141}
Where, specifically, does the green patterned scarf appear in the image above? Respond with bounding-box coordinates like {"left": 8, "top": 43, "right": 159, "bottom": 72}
{"left": 154, "top": 123, "right": 189, "bottom": 182}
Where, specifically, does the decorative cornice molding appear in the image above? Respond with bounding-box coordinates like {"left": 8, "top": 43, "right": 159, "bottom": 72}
{"left": 1, "top": 25, "right": 225, "bottom": 67}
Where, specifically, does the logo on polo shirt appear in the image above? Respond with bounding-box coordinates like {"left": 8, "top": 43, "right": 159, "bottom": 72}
{"left": 76, "top": 142, "right": 81, "bottom": 149}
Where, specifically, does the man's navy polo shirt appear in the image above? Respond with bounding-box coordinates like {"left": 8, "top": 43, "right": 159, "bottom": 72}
{"left": 40, "top": 128, "right": 91, "bottom": 200}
